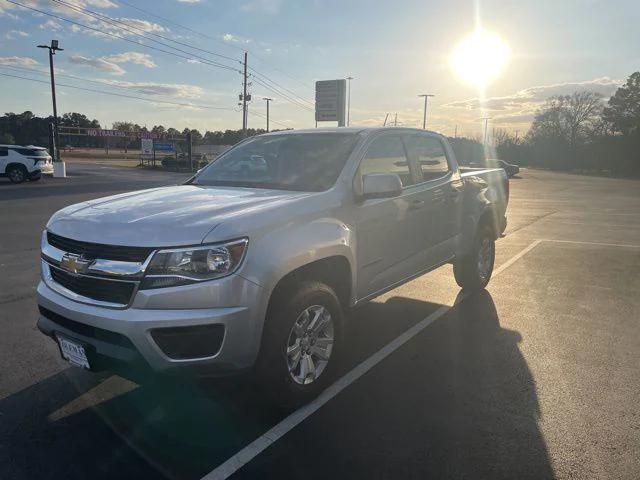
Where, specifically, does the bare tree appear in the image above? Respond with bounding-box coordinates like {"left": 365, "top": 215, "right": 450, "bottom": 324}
{"left": 528, "top": 91, "right": 603, "bottom": 148}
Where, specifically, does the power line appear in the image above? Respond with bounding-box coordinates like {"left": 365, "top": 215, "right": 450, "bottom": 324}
{"left": 251, "top": 75, "right": 314, "bottom": 112}
{"left": 0, "top": 71, "right": 236, "bottom": 111}
{"left": 5, "top": 0, "right": 239, "bottom": 73}
{"left": 249, "top": 67, "right": 314, "bottom": 107}
{"left": 248, "top": 110, "right": 289, "bottom": 129}
{"left": 0, "top": 63, "right": 221, "bottom": 105}
{"left": 51, "top": 0, "right": 241, "bottom": 64}
{"left": 114, "top": 0, "right": 314, "bottom": 90}
{"left": 45, "top": 0, "right": 315, "bottom": 114}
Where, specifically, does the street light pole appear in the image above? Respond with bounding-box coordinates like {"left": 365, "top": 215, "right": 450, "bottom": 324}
{"left": 481, "top": 117, "right": 491, "bottom": 145}
{"left": 262, "top": 97, "right": 273, "bottom": 132}
{"left": 418, "top": 94, "right": 435, "bottom": 129}
{"left": 346, "top": 76, "right": 353, "bottom": 126}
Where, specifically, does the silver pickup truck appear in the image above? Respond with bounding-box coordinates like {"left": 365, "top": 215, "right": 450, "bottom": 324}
{"left": 37, "top": 127, "right": 508, "bottom": 406}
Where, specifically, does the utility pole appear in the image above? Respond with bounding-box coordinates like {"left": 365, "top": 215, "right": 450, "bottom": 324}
{"left": 383, "top": 113, "right": 389, "bottom": 126}
{"left": 241, "top": 51, "right": 249, "bottom": 136}
{"left": 394, "top": 113, "right": 398, "bottom": 127}
{"left": 454, "top": 125, "right": 458, "bottom": 138}
{"left": 262, "top": 97, "right": 273, "bottom": 132}
{"left": 38, "top": 40, "right": 64, "bottom": 175}
{"left": 346, "top": 76, "right": 353, "bottom": 126}
{"left": 418, "top": 94, "right": 435, "bottom": 129}
{"left": 514, "top": 130, "right": 519, "bottom": 143}
{"left": 481, "top": 117, "right": 491, "bottom": 145}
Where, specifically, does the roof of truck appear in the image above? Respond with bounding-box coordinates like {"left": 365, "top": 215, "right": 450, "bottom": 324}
{"left": 261, "top": 127, "right": 442, "bottom": 136}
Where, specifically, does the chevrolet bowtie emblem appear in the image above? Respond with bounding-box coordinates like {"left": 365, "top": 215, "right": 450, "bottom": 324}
{"left": 60, "top": 253, "right": 93, "bottom": 274}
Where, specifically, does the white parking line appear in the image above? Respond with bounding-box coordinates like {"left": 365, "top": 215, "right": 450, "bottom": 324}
{"left": 540, "top": 238, "right": 640, "bottom": 249}
{"left": 201, "top": 239, "right": 543, "bottom": 480}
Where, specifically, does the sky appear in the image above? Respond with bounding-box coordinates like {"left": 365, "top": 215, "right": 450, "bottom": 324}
{"left": 0, "top": 0, "right": 638, "bottom": 138}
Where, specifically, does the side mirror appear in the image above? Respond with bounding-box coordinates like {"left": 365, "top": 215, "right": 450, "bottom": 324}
{"left": 361, "top": 173, "right": 403, "bottom": 199}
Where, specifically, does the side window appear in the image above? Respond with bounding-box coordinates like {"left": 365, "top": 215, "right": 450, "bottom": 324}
{"left": 405, "top": 135, "right": 450, "bottom": 182}
{"left": 360, "top": 135, "right": 413, "bottom": 187}
{"left": 0, "top": 148, "right": 8, "bottom": 157}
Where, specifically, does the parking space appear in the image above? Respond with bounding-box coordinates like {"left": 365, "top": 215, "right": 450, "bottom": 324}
{"left": 1, "top": 165, "right": 639, "bottom": 479}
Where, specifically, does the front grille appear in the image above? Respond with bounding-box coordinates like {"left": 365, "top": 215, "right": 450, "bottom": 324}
{"left": 47, "top": 231, "right": 154, "bottom": 263}
{"left": 50, "top": 267, "right": 135, "bottom": 305}
{"left": 38, "top": 305, "right": 135, "bottom": 349}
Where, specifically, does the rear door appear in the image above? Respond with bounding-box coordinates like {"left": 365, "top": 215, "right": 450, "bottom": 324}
{"left": 403, "top": 132, "right": 463, "bottom": 263}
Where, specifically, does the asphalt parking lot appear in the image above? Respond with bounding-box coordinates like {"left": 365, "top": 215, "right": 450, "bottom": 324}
{"left": 1, "top": 164, "right": 639, "bottom": 479}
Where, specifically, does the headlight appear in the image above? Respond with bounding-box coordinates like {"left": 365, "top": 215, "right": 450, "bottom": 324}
{"left": 140, "top": 238, "right": 248, "bottom": 289}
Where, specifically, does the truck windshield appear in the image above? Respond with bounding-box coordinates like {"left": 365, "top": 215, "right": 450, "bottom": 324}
{"left": 192, "top": 133, "right": 359, "bottom": 192}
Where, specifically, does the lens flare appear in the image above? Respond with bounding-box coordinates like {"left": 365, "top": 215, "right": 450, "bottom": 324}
{"left": 451, "top": 29, "right": 510, "bottom": 87}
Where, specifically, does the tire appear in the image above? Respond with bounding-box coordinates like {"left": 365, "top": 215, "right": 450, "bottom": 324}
{"left": 7, "top": 165, "right": 27, "bottom": 184}
{"left": 453, "top": 225, "right": 495, "bottom": 291}
{"left": 256, "top": 280, "right": 343, "bottom": 408}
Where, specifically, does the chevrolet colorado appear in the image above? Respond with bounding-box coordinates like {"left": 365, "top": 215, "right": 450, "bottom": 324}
{"left": 37, "top": 127, "right": 508, "bottom": 405}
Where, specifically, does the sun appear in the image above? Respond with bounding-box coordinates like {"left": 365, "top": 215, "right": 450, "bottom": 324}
{"left": 451, "top": 29, "right": 510, "bottom": 87}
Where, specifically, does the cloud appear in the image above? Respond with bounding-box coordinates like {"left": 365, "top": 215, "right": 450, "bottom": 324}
{"left": 69, "top": 55, "right": 126, "bottom": 75}
{"left": 0, "top": 56, "right": 39, "bottom": 67}
{"left": 5, "top": 30, "right": 30, "bottom": 39}
{"left": 444, "top": 77, "right": 621, "bottom": 112}
{"left": 69, "top": 51, "right": 156, "bottom": 75}
{"left": 177, "top": 0, "right": 201, "bottom": 3}
{"left": 223, "top": 33, "right": 251, "bottom": 44}
{"left": 114, "top": 17, "right": 165, "bottom": 33}
{"left": 102, "top": 52, "right": 156, "bottom": 68}
{"left": 39, "top": 19, "right": 63, "bottom": 30}
{"left": 98, "top": 80, "right": 204, "bottom": 98}
{"left": 440, "top": 77, "right": 623, "bottom": 129}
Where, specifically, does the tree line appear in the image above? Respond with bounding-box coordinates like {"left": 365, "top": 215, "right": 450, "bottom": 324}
{"left": 492, "top": 71, "right": 640, "bottom": 177}
{"left": 0, "top": 112, "right": 270, "bottom": 150}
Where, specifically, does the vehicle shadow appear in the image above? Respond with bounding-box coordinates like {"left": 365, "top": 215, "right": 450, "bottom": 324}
{"left": 0, "top": 291, "right": 552, "bottom": 480}
{"left": 234, "top": 290, "right": 554, "bottom": 480}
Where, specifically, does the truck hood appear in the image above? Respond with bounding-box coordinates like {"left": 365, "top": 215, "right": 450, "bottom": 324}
{"left": 47, "top": 185, "right": 310, "bottom": 247}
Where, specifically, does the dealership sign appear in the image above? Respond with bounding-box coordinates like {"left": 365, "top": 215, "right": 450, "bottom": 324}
{"left": 315, "top": 79, "right": 347, "bottom": 126}
{"left": 87, "top": 129, "right": 164, "bottom": 139}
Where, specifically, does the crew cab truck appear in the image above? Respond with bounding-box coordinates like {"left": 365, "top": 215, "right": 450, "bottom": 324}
{"left": 37, "top": 128, "right": 508, "bottom": 406}
{"left": 0, "top": 144, "right": 53, "bottom": 183}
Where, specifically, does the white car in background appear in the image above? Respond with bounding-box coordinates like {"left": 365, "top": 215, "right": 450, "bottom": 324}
{"left": 0, "top": 144, "right": 53, "bottom": 183}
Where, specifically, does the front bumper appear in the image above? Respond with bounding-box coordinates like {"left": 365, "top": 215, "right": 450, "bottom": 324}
{"left": 37, "top": 271, "right": 269, "bottom": 377}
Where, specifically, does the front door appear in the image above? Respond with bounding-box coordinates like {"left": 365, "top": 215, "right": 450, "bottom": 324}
{"left": 355, "top": 133, "right": 426, "bottom": 299}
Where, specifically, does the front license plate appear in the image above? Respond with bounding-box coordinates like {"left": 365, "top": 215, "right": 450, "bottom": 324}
{"left": 57, "top": 336, "right": 90, "bottom": 369}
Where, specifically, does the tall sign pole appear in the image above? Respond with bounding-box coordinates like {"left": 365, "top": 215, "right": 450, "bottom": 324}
{"left": 346, "top": 76, "right": 353, "bottom": 126}
{"left": 262, "top": 97, "right": 273, "bottom": 132}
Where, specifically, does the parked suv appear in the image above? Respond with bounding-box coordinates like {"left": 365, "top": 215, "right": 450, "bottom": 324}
{"left": 0, "top": 144, "right": 53, "bottom": 183}
{"left": 37, "top": 128, "right": 508, "bottom": 406}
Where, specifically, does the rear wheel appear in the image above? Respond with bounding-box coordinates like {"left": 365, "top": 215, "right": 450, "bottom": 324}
{"left": 7, "top": 165, "right": 27, "bottom": 184}
{"left": 256, "top": 281, "right": 342, "bottom": 408}
{"left": 453, "top": 225, "right": 495, "bottom": 291}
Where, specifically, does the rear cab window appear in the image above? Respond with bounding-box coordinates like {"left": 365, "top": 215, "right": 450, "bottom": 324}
{"left": 360, "top": 135, "right": 414, "bottom": 187}
{"left": 404, "top": 134, "right": 451, "bottom": 182}
{"left": 0, "top": 148, "right": 8, "bottom": 157}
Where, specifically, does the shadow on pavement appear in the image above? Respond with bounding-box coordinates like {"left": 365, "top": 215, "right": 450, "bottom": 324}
{"left": 235, "top": 290, "right": 554, "bottom": 480}
{"left": 0, "top": 290, "right": 552, "bottom": 480}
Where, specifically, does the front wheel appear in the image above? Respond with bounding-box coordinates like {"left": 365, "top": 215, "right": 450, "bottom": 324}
{"left": 256, "top": 281, "right": 342, "bottom": 408}
{"left": 453, "top": 225, "right": 495, "bottom": 291}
